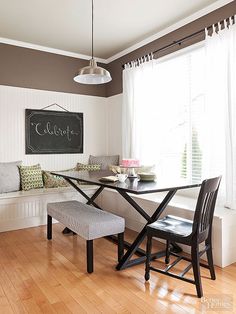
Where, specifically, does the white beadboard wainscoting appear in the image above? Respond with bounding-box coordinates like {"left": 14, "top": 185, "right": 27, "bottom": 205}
{"left": 0, "top": 85, "right": 109, "bottom": 169}
{"left": 0, "top": 186, "right": 98, "bottom": 232}
{"left": 107, "top": 94, "right": 122, "bottom": 157}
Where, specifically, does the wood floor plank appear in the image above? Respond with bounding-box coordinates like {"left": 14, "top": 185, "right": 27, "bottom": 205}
{"left": 52, "top": 301, "right": 73, "bottom": 314}
{"left": 0, "top": 268, "right": 28, "bottom": 314}
{"left": 0, "top": 283, "right": 15, "bottom": 314}
{"left": 21, "top": 298, "right": 43, "bottom": 314}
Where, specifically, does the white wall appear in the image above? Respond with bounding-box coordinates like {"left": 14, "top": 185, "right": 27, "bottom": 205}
{"left": 0, "top": 85, "right": 109, "bottom": 170}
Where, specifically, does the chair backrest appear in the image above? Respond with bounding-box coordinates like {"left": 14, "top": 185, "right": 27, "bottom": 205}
{"left": 193, "top": 176, "right": 221, "bottom": 241}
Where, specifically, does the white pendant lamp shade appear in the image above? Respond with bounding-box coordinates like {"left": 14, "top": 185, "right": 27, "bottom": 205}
{"left": 73, "top": 0, "right": 112, "bottom": 85}
{"left": 74, "top": 59, "right": 111, "bottom": 84}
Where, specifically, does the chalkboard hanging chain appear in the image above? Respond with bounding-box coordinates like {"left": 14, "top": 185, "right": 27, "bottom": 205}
{"left": 41, "top": 103, "right": 70, "bottom": 112}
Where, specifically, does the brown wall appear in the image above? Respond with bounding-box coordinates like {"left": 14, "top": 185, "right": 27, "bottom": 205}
{"left": 0, "top": 1, "right": 235, "bottom": 98}
{"left": 106, "top": 1, "right": 236, "bottom": 97}
{"left": 0, "top": 43, "right": 107, "bottom": 97}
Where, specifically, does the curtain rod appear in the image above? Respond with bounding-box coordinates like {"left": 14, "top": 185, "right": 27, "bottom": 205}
{"left": 122, "top": 29, "right": 204, "bottom": 69}
{"left": 122, "top": 16, "right": 235, "bottom": 69}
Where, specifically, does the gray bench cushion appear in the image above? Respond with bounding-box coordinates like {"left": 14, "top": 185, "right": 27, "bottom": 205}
{"left": 47, "top": 201, "right": 125, "bottom": 240}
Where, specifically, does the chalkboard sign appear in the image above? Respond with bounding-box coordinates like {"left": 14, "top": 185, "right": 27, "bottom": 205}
{"left": 25, "top": 109, "right": 83, "bottom": 154}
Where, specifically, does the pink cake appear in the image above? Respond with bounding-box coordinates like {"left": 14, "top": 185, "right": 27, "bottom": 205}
{"left": 121, "top": 159, "right": 140, "bottom": 167}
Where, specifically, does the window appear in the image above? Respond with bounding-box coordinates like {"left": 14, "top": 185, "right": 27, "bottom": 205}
{"left": 134, "top": 45, "right": 225, "bottom": 189}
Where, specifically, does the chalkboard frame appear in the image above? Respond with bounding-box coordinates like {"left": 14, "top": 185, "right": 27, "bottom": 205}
{"left": 25, "top": 109, "right": 83, "bottom": 154}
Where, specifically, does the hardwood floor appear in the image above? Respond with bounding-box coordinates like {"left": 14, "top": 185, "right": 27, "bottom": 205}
{"left": 0, "top": 224, "right": 235, "bottom": 314}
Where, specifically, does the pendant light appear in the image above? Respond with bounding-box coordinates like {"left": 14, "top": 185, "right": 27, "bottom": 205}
{"left": 73, "top": 0, "right": 112, "bottom": 84}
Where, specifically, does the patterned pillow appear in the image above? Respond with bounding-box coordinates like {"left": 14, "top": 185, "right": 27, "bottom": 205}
{"left": 76, "top": 163, "right": 101, "bottom": 171}
{"left": 109, "top": 165, "right": 121, "bottom": 174}
{"left": 89, "top": 155, "right": 119, "bottom": 170}
{"left": 19, "top": 164, "right": 44, "bottom": 191}
{"left": 42, "top": 171, "right": 70, "bottom": 188}
{"left": 76, "top": 163, "right": 101, "bottom": 185}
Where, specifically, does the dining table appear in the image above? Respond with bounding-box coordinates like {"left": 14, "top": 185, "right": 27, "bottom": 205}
{"left": 51, "top": 170, "right": 201, "bottom": 270}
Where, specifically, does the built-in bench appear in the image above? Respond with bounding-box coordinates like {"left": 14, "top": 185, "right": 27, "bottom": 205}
{"left": 47, "top": 200, "right": 125, "bottom": 273}
{"left": 0, "top": 185, "right": 98, "bottom": 232}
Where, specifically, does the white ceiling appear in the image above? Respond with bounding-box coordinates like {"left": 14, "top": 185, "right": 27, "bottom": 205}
{"left": 0, "top": 0, "right": 231, "bottom": 59}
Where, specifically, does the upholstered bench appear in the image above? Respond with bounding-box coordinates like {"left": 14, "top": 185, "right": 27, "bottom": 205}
{"left": 47, "top": 200, "right": 125, "bottom": 273}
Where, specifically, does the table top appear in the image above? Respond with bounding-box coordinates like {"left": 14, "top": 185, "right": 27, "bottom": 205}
{"left": 52, "top": 170, "right": 201, "bottom": 195}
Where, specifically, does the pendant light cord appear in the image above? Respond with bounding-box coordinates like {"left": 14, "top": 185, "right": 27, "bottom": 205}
{"left": 92, "top": 0, "right": 94, "bottom": 59}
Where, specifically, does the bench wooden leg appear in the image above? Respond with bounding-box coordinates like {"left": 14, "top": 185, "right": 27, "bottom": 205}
{"left": 118, "top": 232, "right": 124, "bottom": 262}
{"left": 86, "top": 240, "right": 93, "bottom": 273}
{"left": 47, "top": 215, "right": 52, "bottom": 240}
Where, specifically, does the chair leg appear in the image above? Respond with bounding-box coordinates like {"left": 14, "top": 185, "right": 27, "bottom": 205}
{"left": 191, "top": 245, "right": 203, "bottom": 298}
{"left": 145, "top": 234, "right": 152, "bottom": 281}
{"left": 86, "top": 240, "right": 93, "bottom": 273}
{"left": 165, "top": 240, "right": 170, "bottom": 264}
{"left": 117, "top": 232, "right": 124, "bottom": 262}
{"left": 47, "top": 215, "right": 52, "bottom": 240}
{"left": 205, "top": 239, "right": 216, "bottom": 280}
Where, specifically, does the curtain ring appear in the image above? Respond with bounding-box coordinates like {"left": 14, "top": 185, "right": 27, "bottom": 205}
{"left": 224, "top": 19, "right": 227, "bottom": 29}
{"left": 212, "top": 24, "right": 216, "bottom": 34}
{"left": 231, "top": 16, "right": 234, "bottom": 25}
{"left": 205, "top": 27, "right": 208, "bottom": 37}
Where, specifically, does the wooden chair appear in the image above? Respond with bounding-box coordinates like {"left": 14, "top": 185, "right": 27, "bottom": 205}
{"left": 144, "top": 176, "right": 221, "bottom": 298}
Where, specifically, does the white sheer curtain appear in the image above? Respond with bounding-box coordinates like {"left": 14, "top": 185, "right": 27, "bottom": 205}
{"left": 205, "top": 17, "right": 236, "bottom": 208}
{"left": 122, "top": 59, "right": 155, "bottom": 161}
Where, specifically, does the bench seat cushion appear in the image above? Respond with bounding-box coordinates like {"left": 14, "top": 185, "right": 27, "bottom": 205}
{"left": 47, "top": 201, "right": 125, "bottom": 240}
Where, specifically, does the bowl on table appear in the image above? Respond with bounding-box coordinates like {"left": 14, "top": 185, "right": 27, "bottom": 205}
{"left": 138, "top": 172, "right": 156, "bottom": 182}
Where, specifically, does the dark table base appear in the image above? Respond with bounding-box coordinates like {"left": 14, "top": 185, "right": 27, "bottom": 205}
{"left": 60, "top": 178, "right": 183, "bottom": 270}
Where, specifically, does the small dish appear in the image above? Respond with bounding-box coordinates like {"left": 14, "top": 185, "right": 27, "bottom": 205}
{"left": 138, "top": 172, "right": 156, "bottom": 181}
